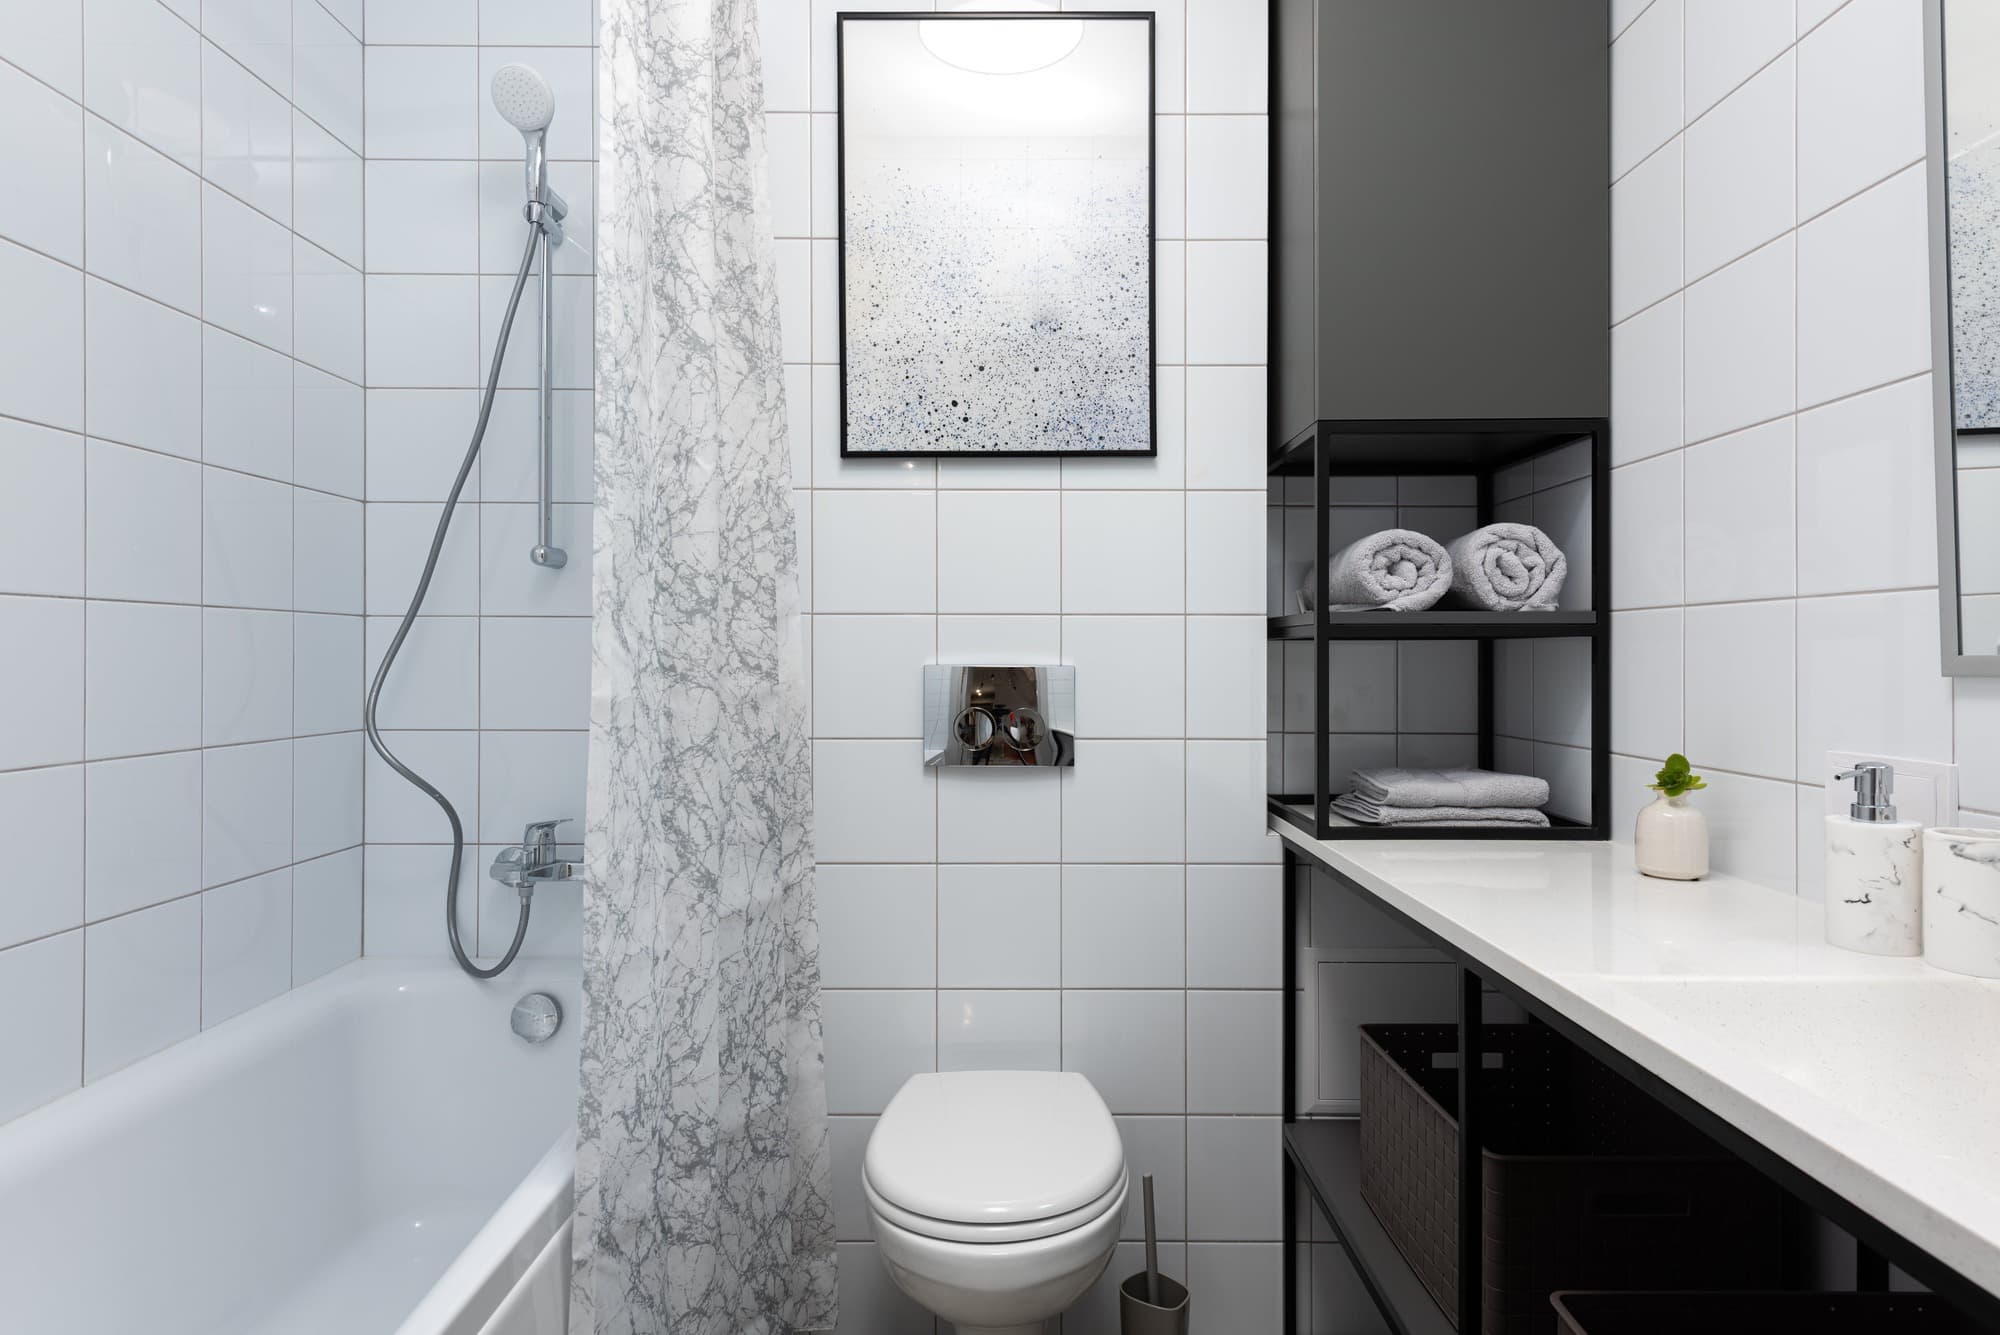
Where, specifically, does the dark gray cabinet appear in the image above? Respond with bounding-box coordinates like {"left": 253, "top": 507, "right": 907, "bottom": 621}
{"left": 1271, "top": 0, "right": 1610, "bottom": 443}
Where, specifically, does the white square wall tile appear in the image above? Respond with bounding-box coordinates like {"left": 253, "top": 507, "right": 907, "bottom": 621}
{"left": 366, "top": 160, "right": 481, "bottom": 274}
{"left": 84, "top": 0, "right": 201, "bottom": 168}
{"left": 1796, "top": 591, "right": 1955, "bottom": 781}
{"left": 1063, "top": 616, "right": 1184, "bottom": 738}
{"left": 1610, "top": 450, "right": 1683, "bottom": 609}
{"left": 816, "top": 864, "right": 936, "bottom": 989}
{"left": 0, "top": 420, "right": 83, "bottom": 598}
{"left": 1685, "top": 0, "right": 1796, "bottom": 118}
{"left": 767, "top": 113, "right": 810, "bottom": 238}
{"left": 0, "top": 239, "right": 84, "bottom": 433}
{"left": 0, "top": 0, "right": 82, "bottom": 99}
{"left": 1610, "top": 138, "right": 1681, "bottom": 324}
{"left": 938, "top": 990, "right": 1061, "bottom": 1072}
{"left": 294, "top": 492, "right": 364, "bottom": 615}
{"left": 1683, "top": 418, "right": 1796, "bottom": 604}
{"left": 84, "top": 601, "right": 199, "bottom": 760}
{"left": 1188, "top": 739, "right": 1278, "bottom": 863}
{"left": 938, "top": 492, "right": 1060, "bottom": 613}
{"left": 294, "top": 115, "right": 363, "bottom": 270}
{"left": 1185, "top": 242, "right": 1267, "bottom": 363}
{"left": 201, "top": 186, "right": 293, "bottom": 356}
{"left": 812, "top": 616, "right": 932, "bottom": 738}
{"left": 202, "top": 868, "right": 293, "bottom": 1026}
{"left": 203, "top": 326, "right": 293, "bottom": 482}
{"left": 0, "top": 597, "right": 83, "bottom": 770}
{"left": 1685, "top": 600, "right": 1796, "bottom": 781}
{"left": 1186, "top": 864, "right": 1281, "bottom": 988}
{"left": 937, "top": 863, "right": 1060, "bottom": 988}
{"left": 202, "top": 39, "right": 292, "bottom": 225}
{"left": 0, "top": 61, "right": 83, "bottom": 265}
{"left": 204, "top": 468, "right": 294, "bottom": 610}
{"left": 205, "top": 0, "right": 292, "bottom": 97}
{"left": 0, "top": 764, "right": 82, "bottom": 949}
{"left": 203, "top": 740, "right": 294, "bottom": 887}
{"left": 1611, "top": 294, "right": 1683, "bottom": 466}
{"left": 363, "top": 843, "right": 476, "bottom": 956}
{"left": 1062, "top": 739, "right": 1186, "bottom": 861}
{"left": 1610, "top": 0, "right": 1682, "bottom": 180}
{"left": 477, "top": 730, "right": 587, "bottom": 844}
{"left": 364, "top": 730, "right": 477, "bottom": 843}
{"left": 1798, "top": 376, "right": 1938, "bottom": 594}
{"left": 480, "top": 618, "right": 592, "bottom": 729}
{"left": 1186, "top": 1117, "right": 1282, "bottom": 1240}
{"left": 365, "top": 0, "right": 474, "bottom": 42}
{"left": 294, "top": 732, "right": 363, "bottom": 860}
{"left": 1684, "top": 53, "right": 1794, "bottom": 281}
{"left": 1611, "top": 609, "right": 1684, "bottom": 764}
{"left": 1063, "top": 990, "right": 1185, "bottom": 1114}
{"left": 85, "top": 279, "right": 200, "bottom": 459}
{"left": 294, "top": 848, "right": 362, "bottom": 984}
{"left": 293, "top": 0, "right": 363, "bottom": 150}
{"left": 295, "top": 368, "right": 364, "bottom": 499}
{"left": 1185, "top": 0, "right": 1266, "bottom": 112}
{"left": 1701, "top": 769, "right": 1798, "bottom": 891}
{"left": 84, "top": 897, "right": 200, "bottom": 1081}
{"left": 1188, "top": 491, "right": 1265, "bottom": 614}
{"left": 1685, "top": 235, "right": 1795, "bottom": 443}
{"left": 365, "top": 45, "right": 478, "bottom": 159}
{"left": 1796, "top": 0, "right": 1927, "bottom": 220}
{"left": 815, "top": 491, "right": 937, "bottom": 613}
{"left": 1186, "top": 615, "right": 1264, "bottom": 738}
{"left": 0, "top": 931, "right": 83, "bottom": 1122}
{"left": 294, "top": 613, "right": 361, "bottom": 736}
{"left": 1797, "top": 166, "right": 1932, "bottom": 410}
{"left": 480, "top": 0, "right": 594, "bottom": 44}
{"left": 83, "top": 119, "right": 200, "bottom": 317}
{"left": 365, "top": 275, "right": 479, "bottom": 389}
{"left": 366, "top": 502, "right": 479, "bottom": 615}
{"left": 203, "top": 608, "right": 294, "bottom": 747}
{"left": 822, "top": 990, "right": 935, "bottom": 1114}
{"left": 1185, "top": 117, "right": 1268, "bottom": 238}
{"left": 1186, "top": 367, "right": 1267, "bottom": 488}
{"left": 937, "top": 762, "right": 1062, "bottom": 862}
{"left": 1062, "top": 864, "right": 1184, "bottom": 987}
{"left": 1113, "top": 1117, "right": 1189, "bottom": 1240}
{"left": 1187, "top": 1244, "right": 1283, "bottom": 1332}
{"left": 294, "top": 241, "right": 364, "bottom": 383}
{"left": 813, "top": 740, "right": 935, "bottom": 862}
{"left": 1062, "top": 492, "right": 1185, "bottom": 614}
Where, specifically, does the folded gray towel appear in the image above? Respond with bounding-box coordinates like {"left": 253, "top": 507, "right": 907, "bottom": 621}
{"left": 1331, "top": 796, "right": 1552, "bottom": 828}
{"left": 1445, "top": 523, "right": 1567, "bottom": 611}
{"left": 1350, "top": 766, "right": 1550, "bottom": 810}
{"left": 1319, "top": 529, "right": 1453, "bottom": 611}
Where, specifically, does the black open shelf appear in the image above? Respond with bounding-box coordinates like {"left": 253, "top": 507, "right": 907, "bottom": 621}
{"left": 1285, "top": 1120, "right": 1453, "bottom": 1335}
{"left": 1268, "top": 417, "right": 1611, "bottom": 840}
{"left": 1268, "top": 611, "right": 1597, "bottom": 640}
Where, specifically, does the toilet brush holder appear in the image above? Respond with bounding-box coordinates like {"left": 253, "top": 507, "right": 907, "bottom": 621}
{"left": 1118, "top": 1271, "right": 1189, "bottom": 1335}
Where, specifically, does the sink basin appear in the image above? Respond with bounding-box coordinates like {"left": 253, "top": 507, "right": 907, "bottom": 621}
{"left": 1605, "top": 974, "right": 2000, "bottom": 1174}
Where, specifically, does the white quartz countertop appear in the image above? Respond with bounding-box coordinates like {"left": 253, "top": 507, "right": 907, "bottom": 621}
{"left": 1274, "top": 822, "right": 2000, "bottom": 1300}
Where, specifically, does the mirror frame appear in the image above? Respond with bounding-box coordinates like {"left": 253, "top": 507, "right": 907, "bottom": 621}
{"left": 1927, "top": 0, "right": 2000, "bottom": 675}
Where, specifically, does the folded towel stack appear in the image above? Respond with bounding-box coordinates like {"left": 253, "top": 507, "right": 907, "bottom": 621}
{"left": 1445, "top": 523, "right": 1568, "bottom": 611}
{"left": 1322, "top": 529, "right": 1453, "bottom": 611}
{"left": 1332, "top": 766, "right": 1552, "bottom": 828}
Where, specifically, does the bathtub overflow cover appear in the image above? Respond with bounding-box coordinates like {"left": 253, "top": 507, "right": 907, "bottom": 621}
{"left": 511, "top": 992, "right": 563, "bottom": 1044}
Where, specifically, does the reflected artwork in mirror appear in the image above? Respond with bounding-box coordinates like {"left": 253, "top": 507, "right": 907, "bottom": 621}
{"left": 1933, "top": 0, "right": 2000, "bottom": 672}
{"left": 837, "top": 12, "right": 1155, "bottom": 457}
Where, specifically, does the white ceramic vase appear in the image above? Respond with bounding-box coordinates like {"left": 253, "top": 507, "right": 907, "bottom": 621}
{"left": 1635, "top": 793, "right": 1708, "bottom": 880}
{"left": 1924, "top": 827, "right": 2000, "bottom": 979}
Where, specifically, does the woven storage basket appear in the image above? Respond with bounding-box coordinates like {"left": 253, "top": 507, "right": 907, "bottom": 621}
{"left": 1358, "top": 1024, "right": 1785, "bottom": 1335}
{"left": 1551, "top": 1292, "right": 1982, "bottom": 1335}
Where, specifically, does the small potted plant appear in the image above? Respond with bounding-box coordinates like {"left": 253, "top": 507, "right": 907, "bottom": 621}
{"left": 1635, "top": 753, "right": 1709, "bottom": 880}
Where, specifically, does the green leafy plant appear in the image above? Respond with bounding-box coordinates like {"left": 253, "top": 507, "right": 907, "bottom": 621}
{"left": 1650, "top": 753, "right": 1707, "bottom": 798}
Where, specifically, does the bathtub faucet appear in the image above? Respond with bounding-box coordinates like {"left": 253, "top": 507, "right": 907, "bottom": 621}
{"left": 490, "top": 819, "right": 581, "bottom": 895}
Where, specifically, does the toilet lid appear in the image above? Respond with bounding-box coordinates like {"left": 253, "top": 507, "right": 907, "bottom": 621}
{"left": 865, "top": 1071, "right": 1124, "bottom": 1227}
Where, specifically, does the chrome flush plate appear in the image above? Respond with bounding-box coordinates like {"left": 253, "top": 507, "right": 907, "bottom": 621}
{"left": 923, "top": 665, "right": 1075, "bottom": 767}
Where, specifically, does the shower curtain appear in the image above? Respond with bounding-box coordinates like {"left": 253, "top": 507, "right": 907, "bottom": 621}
{"left": 575, "top": 0, "right": 836, "bottom": 1328}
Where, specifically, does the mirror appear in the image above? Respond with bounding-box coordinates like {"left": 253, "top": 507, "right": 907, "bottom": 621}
{"left": 1932, "top": 0, "right": 2000, "bottom": 673}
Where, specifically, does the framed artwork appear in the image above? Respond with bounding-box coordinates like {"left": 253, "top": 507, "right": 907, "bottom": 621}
{"left": 836, "top": 11, "right": 1156, "bottom": 457}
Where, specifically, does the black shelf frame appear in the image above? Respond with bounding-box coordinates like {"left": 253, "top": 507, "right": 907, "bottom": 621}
{"left": 1267, "top": 417, "right": 1612, "bottom": 841}
{"left": 1277, "top": 841, "right": 2000, "bottom": 1335}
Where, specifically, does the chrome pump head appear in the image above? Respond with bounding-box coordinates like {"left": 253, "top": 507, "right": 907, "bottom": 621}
{"left": 490, "top": 64, "right": 566, "bottom": 231}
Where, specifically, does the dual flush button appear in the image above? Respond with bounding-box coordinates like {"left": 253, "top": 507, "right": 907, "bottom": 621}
{"left": 923, "top": 665, "right": 1075, "bottom": 768}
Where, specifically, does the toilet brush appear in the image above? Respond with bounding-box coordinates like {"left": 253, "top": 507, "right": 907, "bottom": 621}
{"left": 1143, "top": 1174, "right": 1160, "bottom": 1305}
{"left": 1119, "top": 1172, "right": 1189, "bottom": 1334}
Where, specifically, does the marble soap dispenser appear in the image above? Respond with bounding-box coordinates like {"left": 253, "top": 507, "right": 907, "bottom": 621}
{"left": 1824, "top": 762, "right": 1923, "bottom": 957}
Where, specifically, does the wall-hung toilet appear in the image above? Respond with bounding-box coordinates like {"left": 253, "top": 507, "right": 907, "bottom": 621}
{"left": 864, "top": 1070, "right": 1128, "bottom": 1335}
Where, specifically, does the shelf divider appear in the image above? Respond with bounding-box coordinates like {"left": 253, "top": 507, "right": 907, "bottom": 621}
{"left": 1285, "top": 1120, "right": 1454, "bottom": 1335}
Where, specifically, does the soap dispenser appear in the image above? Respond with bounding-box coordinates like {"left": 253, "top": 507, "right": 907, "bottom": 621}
{"left": 1824, "top": 762, "right": 1923, "bottom": 957}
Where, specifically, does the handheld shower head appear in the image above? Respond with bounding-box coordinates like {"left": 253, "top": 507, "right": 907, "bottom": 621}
{"left": 491, "top": 63, "right": 555, "bottom": 134}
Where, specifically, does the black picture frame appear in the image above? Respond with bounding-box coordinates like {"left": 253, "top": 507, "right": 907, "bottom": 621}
{"left": 835, "top": 11, "right": 1158, "bottom": 459}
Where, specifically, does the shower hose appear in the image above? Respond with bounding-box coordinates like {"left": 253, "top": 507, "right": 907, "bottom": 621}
{"left": 363, "top": 227, "right": 543, "bottom": 979}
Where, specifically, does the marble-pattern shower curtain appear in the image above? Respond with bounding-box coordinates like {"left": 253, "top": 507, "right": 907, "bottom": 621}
{"left": 575, "top": 0, "right": 836, "bottom": 1328}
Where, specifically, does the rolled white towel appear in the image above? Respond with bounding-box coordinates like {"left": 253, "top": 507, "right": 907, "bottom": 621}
{"left": 1350, "top": 766, "right": 1550, "bottom": 810}
{"left": 1317, "top": 529, "right": 1453, "bottom": 611}
{"left": 1445, "top": 524, "right": 1567, "bottom": 611}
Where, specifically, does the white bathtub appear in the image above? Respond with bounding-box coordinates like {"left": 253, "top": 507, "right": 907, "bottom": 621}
{"left": 0, "top": 958, "right": 580, "bottom": 1335}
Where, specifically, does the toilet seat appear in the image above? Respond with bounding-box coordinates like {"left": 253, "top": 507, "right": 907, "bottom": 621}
{"left": 864, "top": 1070, "right": 1126, "bottom": 1244}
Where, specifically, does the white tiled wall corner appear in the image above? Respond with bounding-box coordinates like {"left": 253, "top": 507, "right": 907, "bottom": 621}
{"left": 0, "top": 0, "right": 368, "bottom": 1122}
{"left": 1608, "top": 4, "right": 1958, "bottom": 888}
{"left": 790, "top": 1, "right": 1278, "bottom": 1325}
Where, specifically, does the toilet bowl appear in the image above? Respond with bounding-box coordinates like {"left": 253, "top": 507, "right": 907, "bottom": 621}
{"left": 864, "top": 1070, "right": 1127, "bottom": 1335}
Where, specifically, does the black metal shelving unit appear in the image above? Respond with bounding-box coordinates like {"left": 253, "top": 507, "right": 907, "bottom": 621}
{"left": 1266, "top": 418, "right": 1612, "bottom": 841}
